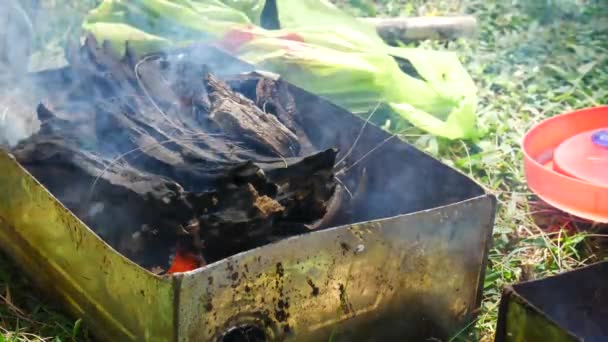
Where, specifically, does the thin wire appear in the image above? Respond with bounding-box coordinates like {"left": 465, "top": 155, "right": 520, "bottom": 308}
{"left": 336, "top": 101, "right": 382, "bottom": 167}
{"left": 336, "top": 127, "right": 420, "bottom": 176}
{"left": 134, "top": 55, "right": 195, "bottom": 135}
{"left": 87, "top": 133, "right": 234, "bottom": 199}
{"left": 334, "top": 176, "right": 353, "bottom": 199}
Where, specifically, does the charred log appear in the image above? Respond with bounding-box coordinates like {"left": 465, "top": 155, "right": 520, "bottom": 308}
{"left": 12, "top": 37, "right": 338, "bottom": 271}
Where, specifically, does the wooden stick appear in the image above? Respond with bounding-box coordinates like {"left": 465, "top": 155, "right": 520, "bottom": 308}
{"left": 362, "top": 16, "right": 477, "bottom": 43}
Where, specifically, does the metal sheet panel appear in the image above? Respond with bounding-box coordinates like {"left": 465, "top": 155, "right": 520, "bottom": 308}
{"left": 0, "top": 148, "right": 495, "bottom": 341}
{"left": 0, "top": 152, "right": 175, "bottom": 341}
{"left": 177, "top": 195, "right": 495, "bottom": 341}
{"left": 496, "top": 261, "right": 608, "bottom": 342}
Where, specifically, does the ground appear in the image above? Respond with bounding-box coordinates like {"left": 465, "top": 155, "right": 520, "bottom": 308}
{"left": 1, "top": 0, "right": 607, "bottom": 341}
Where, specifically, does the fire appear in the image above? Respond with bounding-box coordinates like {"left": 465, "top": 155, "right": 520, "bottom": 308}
{"left": 167, "top": 250, "right": 202, "bottom": 274}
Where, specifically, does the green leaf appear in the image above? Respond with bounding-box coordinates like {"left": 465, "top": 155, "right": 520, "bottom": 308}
{"left": 576, "top": 60, "right": 598, "bottom": 76}
{"left": 72, "top": 318, "right": 83, "bottom": 339}
{"left": 484, "top": 271, "right": 500, "bottom": 288}
{"left": 562, "top": 234, "right": 587, "bottom": 249}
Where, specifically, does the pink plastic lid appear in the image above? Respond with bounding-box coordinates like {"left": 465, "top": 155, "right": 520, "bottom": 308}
{"left": 553, "top": 128, "right": 608, "bottom": 187}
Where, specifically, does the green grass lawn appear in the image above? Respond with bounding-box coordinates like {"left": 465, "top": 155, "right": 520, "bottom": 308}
{"left": 1, "top": 0, "right": 607, "bottom": 341}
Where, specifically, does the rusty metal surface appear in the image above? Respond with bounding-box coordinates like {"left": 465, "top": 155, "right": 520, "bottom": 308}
{"left": 177, "top": 195, "right": 495, "bottom": 341}
{"left": 0, "top": 152, "right": 176, "bottom": 341}
{"left": 496, "top": 293, "right": 577, "bottom": 342}
{"left": 0, "top": 145, "right": 495, "bottom": 341}
{"left": 495, "top": 261, "right": 608, "bottom": 342}
{"left": 0, "top": 46, "right": 497, "bottom": 341}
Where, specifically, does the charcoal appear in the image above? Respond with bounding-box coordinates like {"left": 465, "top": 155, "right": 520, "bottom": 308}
{"left": 12, "top": 37, "right": 338, "bottom": 272}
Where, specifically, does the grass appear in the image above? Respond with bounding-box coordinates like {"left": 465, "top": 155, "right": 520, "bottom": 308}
{"left": 1, "top": 0, "right": 608, "bottom": 341}
{"left": 347, "top": 1, "right": 608, "bottom": 340}
{"left": 369, "top": 1, "right": 608, "bottom": 340}
{"left": 0, "top": 252, "right": 88, "bottom": 342}
{"left": 432, "top": 2, "right": 607, "bottom": 340}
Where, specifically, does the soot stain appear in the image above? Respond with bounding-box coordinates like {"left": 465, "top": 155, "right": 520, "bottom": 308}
{"left": 306, "top": 277, "right": 320, "bottom": 297}
{"left": 273, "top": 262, "right": 290, "bottom": 323}
{"left": 276, "top": 262, "right": 284, "bottom": 277}
{"left": 340, "top": 242, "right": 351, "bottom": 255}
{"left": 339, "top": 283, "right": 353, "bottom": 315}
{"left": 275, "top": 307, "right": 289, "bottom": 322}
{"left": 204, "top": 300, "right": 213, "bottom": 312}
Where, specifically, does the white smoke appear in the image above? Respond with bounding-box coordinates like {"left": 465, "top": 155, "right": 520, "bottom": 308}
{"left": 0, "top": 0, "right": 37, "bottom": 148}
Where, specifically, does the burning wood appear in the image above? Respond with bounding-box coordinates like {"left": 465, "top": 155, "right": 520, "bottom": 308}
{"left": 11, "top": 37, "right": 338, "bottom": 273}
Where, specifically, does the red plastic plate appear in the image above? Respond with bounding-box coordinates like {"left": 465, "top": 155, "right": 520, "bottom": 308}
{"left": 522, "top": 106, "right": 608, "bottom": 222}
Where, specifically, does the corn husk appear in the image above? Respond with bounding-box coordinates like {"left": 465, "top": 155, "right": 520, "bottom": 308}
{"left": 82, "top": 0, "right": 479, "bottom": 139}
